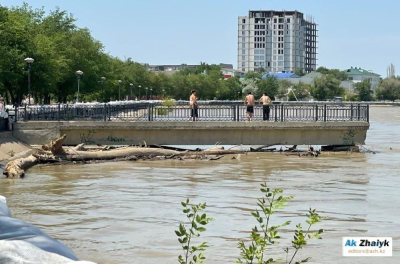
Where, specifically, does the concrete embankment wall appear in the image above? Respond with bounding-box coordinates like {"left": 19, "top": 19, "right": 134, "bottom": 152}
{"left": 13, "top": 121, "right": 369, "bottom": 146}
{"left": 0, "top": 132, "right": 33, "bottom": 163}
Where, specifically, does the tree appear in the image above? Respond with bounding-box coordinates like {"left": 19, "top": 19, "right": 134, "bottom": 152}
{"left": 354, "top": 80, "right": 373, "bottom": 101}
{"left": 257, "top": 75, "right": 279, "bottom": 99}
{"left": 316, "top": 66, "right": 330, "bottom": 75}
{"left": 241, "top": 78, "right": 258, "bottom": 96}
{"left": 316, "top": 66, "right": 348, "bottom": 81}
{"left": 294, "top": 68, "right": 305, "bottom": 77}
{"left": 311, "top": 75, "right": 345, "bottom": 100}
{"left": 387, "top": 63, "right": 396, "bottom": 78}
{"left": 275, "top": 79, "right": 293, "bottom": 99}
{"left": 289, "top": 81, "right": 311, "bottom": 101}
{"left": 375, "top": 78, "right": 400, "bottom": 101}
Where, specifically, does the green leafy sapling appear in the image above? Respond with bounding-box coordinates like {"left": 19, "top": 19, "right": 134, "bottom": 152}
{"left": 237, "top": 183, "right": 293, "bottom": 264}
{"left": 237, "top": 183, "right": 324, "bottom": 264}
{"left": 175, "top": 199, "right": 214, "bottom": 264}
{"left": 285, "top": 208, "right": 324, "bottom": 264}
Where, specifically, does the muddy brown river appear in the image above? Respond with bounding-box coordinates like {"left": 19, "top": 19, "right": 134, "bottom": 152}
{"left": 1, "top": 106, "right": 399, "bottom": 263}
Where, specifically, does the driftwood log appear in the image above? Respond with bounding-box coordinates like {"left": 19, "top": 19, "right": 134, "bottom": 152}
{"left": 3, "top": 155, "right": 38, "bottom": 179}
{"left": 3, "top": 135, "right": 244, "bottom": 179}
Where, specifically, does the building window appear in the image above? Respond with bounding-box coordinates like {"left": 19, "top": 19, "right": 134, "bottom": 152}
{"left": 242, "top": 68, "right": 245, "bottom": 71}
{"left": 278, "top": 61, "right": 283, "bottom": 66}
{"left": 242, "top": 62, "right": 245, "bottom": 67}
{"left": 255, "top": 50, "right": 259, "bottom": 54}
{"left": 259, "top": 49, "right": 265, "bottom": 54}
{"left": 242, "top": 56, "right": 245, "bottom": 60}
{"left": 242, "top": 37, "right": 245, "bottom": 42}
{"left": 287, "top": 18, "right": 290, "bottom": 23}
{"left": 242, "top": 25, "right": 245, "bottom": 29}
{"left": 242, "top": 43, "right": 245, "bottom": 48}
{"left": 242, "top": 49, "right": 245, "bottom": 54}
{"left": 278, "top": 56, "right": 283, "bottom": 60}
{"left": 260, "top": 56, "right": 265, "bottom": 60}
{"left": 242, "top": 31, "right": 245, "bottom": 36}
{"left": 242, "top": 19, "right": 246, "bottom": 23}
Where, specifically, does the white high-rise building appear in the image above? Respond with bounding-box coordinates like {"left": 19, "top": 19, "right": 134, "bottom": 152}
{"left": 238, "top": 10, "right": 317, "bottom": 73}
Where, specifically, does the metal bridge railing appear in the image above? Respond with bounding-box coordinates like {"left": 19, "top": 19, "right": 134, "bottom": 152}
{"left": 13, "top": 102, "right": 370, "bottom": 123}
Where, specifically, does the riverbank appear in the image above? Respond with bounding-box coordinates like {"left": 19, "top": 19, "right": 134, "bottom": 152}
{"left": 0, "top": 132, "right": 32, "bottom": 164}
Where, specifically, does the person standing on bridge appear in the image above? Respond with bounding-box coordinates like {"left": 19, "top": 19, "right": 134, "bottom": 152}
{"left": 244, "top": 92, "right": 255, "bottom": 122}
{"left": 189, "top": 90, "right": 198, "bottom": 121}
{"left": 259, "top": 92, "right": 272, "bottom": 121}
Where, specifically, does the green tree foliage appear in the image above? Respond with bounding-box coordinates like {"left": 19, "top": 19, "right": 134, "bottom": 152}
{"left": 175, "top": 199, "right": 213, "bottom": 264}
{"left": 237, "top": 183, "right": 324, "bottom": 264}
{"left": 275, "top": 79, "right": 293, "bottom": 99}
{"left": 316, "top": 66, "right": 348, "bottom": 81}
{"left": 311, "top": 75, "right": 345, "bottom": 100}
{"left": 288, "top": 82, "right": 311, "bottom": 101}
{"left": 375, "top": 78, "right": 400, "bottom": 101}
{"left": 0, "top": 4, "right": 241, "bottom": 104}
{"left": 354, "top": 80, "right": 373, "bottom": 101}
{"left": 293, "top": 68, "right": 305, "bottom": 77}
{"left": 257, "top": 75, "right": 279, "bottom": 99}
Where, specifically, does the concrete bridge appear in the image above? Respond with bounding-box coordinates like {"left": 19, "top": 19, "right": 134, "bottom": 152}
{"left": 12, "top": 121, "right": 369, "bottom": 146}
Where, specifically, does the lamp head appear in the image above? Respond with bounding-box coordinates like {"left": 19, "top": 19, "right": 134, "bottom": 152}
{"left": 24, "top": 57, "right": 34, "bottom": 64}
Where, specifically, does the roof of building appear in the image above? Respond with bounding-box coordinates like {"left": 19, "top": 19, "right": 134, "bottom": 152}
{"left": 302, "top": 71, "right": 323, "bottom": 79}
{"left": 262, "top": 72, "right": 300, "bottom": 79}
{"left": 344, "top": 67, "right": 380, "bottom": 77}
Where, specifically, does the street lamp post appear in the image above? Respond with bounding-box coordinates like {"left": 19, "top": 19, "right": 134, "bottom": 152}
{"left": 162, "top": 89, "right": 165, "bottom": 99}
{"left": 118, "top": 80, "right": 122, "bottom": 101}
{"left": 24, "top": 57, "right": 34, "bottom": 105}
{"left": 130, "top": 83, "right": 133, "bottom": 100}
{"left": 150, "top": 88, "right": 153, "bottom": 100}
{"left": 138, "top": 85, "right": 141, "bottom": 100}
{"left": 76, "top": 70, "right": 83, "bottom": 103}
{"left": 100, "top": 77, "right": 106, "bottom": 102}
{"left": 237, "top": 91, "right": 240, "bottom": 100}
{"left": 145, "top": 87, "right": 148, "bottom": 100}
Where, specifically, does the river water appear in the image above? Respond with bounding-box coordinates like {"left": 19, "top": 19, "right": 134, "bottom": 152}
{"left": 1, "top": 106, "right": 399, "bottom": 264}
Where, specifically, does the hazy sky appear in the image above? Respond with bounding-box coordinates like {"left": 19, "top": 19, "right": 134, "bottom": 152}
{"left": 1, "top": 0, "right": 398, "bottom": 76}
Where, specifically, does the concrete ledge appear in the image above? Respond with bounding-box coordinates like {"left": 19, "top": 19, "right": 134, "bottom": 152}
{"left": 12, "top": 121, "right": 369, "bottom": 146}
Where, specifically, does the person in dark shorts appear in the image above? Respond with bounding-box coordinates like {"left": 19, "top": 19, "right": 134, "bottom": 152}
{"left": 189, "top": 90, "right": 198, "bottom": 121}
{"left": 259, "top": 92, "right": 272, "bottom": 121}
{"left": 244, "top": 92, "right": 255, "bottom": 122}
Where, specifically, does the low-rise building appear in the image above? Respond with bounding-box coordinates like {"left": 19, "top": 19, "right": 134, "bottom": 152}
{"left": 344, "top": 67, "right": 381, "bottom": 90}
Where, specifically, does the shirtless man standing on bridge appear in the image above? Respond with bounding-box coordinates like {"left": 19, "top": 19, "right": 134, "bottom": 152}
{"left": 259, "top": 92, "right": 272, "bottom": 121}
{"left": 244, "top": 92, "right": 255, "bottom": 122}
{"left": 189, "top": 90, "right": 198, "bottom": 121}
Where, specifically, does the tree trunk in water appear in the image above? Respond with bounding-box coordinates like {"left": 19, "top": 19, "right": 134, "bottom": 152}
{"left": 3, "top": 155, "right": 38, "bottom": 179}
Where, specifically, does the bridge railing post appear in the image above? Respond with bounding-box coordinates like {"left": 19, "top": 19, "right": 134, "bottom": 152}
{"left": 350, "top": 104, "right": 353, "bottom": 121}
{"left": 315, "top": 104, "right": 318, "bottom": 122}
{"left": 232, "top": 105, "right": 236, "bottom": 121}
{"left": 323, "top": 104, "right": 327, "bottom": 122}
{"left": 24, "top": 104, "right": 28, "bottom": 121}
{"left": 237, "top": 105, "right": 240, "bottom": 122}
{"left": 367, "top": 105, "right": 369, "bottom": 123}
{"left": 280, "top": 104, "right": 284, "bottom": 122}
{"left": 57, "top": 103, "right": 61, "bottom": 121}
{"left": 15, "top": 107, "right": 18, "bottom": 123}
{"left": 357, "top": 104, "right": 361, "bottom": 121}
{"left": 147, "top": 103, "right": 151, "bottom": 121}
{"left": 274, "top": 105, "right": 278, "bottom": 122}
{"left": 103, "top": 103, "right": 107, "bottom": 121}
{"left": 108, "top": 105, "right": 111, "bottom": 121}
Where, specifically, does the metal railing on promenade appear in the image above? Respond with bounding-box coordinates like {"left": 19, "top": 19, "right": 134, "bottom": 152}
{"left": 12, "top": 101, "right": 370, "bottom": 123}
